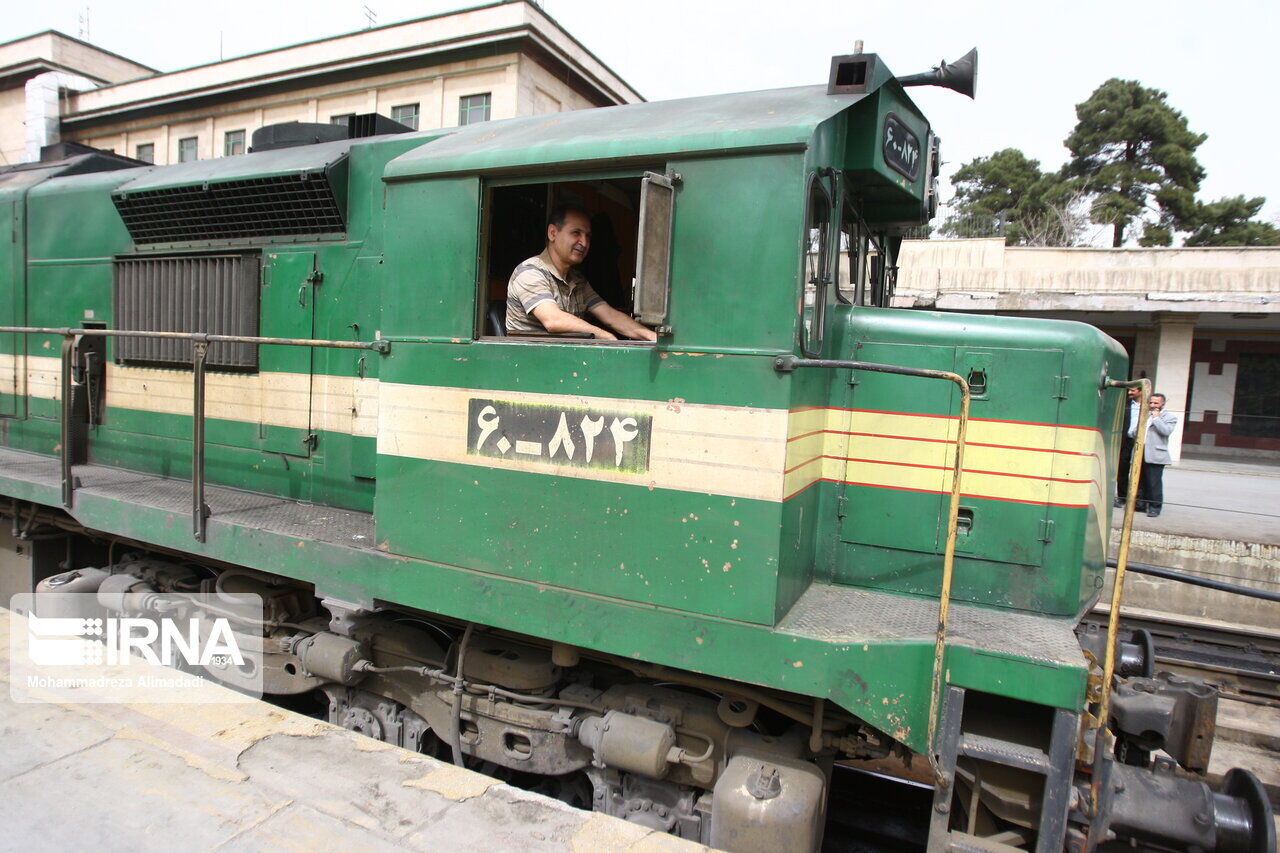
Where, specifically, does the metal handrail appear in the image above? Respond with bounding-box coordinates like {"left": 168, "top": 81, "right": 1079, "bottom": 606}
{"left": 0, "top": 326, "right": 389, "bottom": 543}
{"left": 1089, "top": 377, "right": 1150, "bottom": 819}
{"left": 774, "top": 355, "right": 971, "bottom": 788}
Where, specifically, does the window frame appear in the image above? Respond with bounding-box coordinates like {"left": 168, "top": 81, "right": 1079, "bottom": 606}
{"left": 224, "top": 129, "right": 245, "bottom": 157}
{"left": 330, "top": 113, "right": 355, "bottom": 126}
{"left": 835, "top": 183, "right": 896, "bottom": 309}
{"left": 177, "top": 137, "right": 199, "bottom": 163}
{"left": 135, "top": 143, "right": 155, "bottom": 163}
{"left": 800, "top": 170, "right": 836, "bottom": 358}
{"left": 391, "top": 103, "right": 420, "bottom": 131}
{"left": 475, "top": 168, "right": 664, "bottom": 347}
{"left": 836, "top": 192, "right": 869, "bottom": 306}
{"left": 459, "top": 93, "right": 492, "bottom": 126}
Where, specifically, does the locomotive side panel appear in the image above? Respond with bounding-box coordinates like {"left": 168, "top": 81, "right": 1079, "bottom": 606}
{"left": 372, "top": 154, "right": 815, "bottom": 624}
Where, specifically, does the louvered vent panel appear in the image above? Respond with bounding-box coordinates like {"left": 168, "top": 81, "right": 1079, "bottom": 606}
{"left": 114, "top": 254, "right": 260, "bottom": 371}
{"left": 113, "top": 173, "right": 343, "bottom": 244}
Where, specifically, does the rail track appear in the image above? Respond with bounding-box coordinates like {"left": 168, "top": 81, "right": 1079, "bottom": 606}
{"left": 1084, "top": 608, "right": 1280, "bottom": 704}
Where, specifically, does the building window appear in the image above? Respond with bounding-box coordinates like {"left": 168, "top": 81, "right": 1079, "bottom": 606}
{"left": 135, "top": 143, "right": 154, "bottom": 164}
{"left": 459, "top": 93, "right": 491, "bottom": 126}
{"left": 1232, "top": 352, "right": 1280, "bottom": 439}
{"left": 178, "top": 137, "right": 199, "bottom": 163}
{"left": 224, "top": 130, "right": 246, "bottom": 157}
{"left": 331, "top": 114, "right": 355, "bottom": 126}
{"left": 391, "top": 103, "right": 419, "bottom": 131}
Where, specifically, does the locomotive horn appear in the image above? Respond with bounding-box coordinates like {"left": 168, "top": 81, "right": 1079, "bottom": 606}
{"left": 896, "top": 48, "right": 978, "bottom": 98}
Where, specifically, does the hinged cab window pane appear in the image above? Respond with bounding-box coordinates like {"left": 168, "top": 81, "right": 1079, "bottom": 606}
{"left": 634, "top": 171, "right": 676, "bottom": 332}
{"left": 801, "top": 173, "right": 832, "bottom": 357}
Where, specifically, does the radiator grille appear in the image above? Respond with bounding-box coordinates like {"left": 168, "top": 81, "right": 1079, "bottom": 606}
{"left": 114, "top": 254, "right": 260, "bottom": 370}
{"left": 112, "top": 172, "right": 344, "bottom": 245}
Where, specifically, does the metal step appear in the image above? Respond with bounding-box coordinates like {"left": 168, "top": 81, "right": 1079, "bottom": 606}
{"left": 946, "top": 830, "right": 1028, "bottom": 853}
{"left": 958, "top": 733, "right": 1051, "bottom": 774}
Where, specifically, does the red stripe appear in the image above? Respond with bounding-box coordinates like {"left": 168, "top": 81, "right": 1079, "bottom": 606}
{"left": 788, "top": 428, "right": 1098, "bottom": 458}
{"left": 786, "top": 406, "right": 1102, "bottom": 434}
{"left": 783, "top": 456, "right": 824, "bottom": 475}
{"left": 833, "top": 456, "right": 1093, "bottom": 485}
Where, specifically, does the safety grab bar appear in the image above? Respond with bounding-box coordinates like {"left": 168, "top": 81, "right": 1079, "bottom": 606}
{"left": 774, "top": 355, "right": 970, "bottom": 788}
{"left": 0, "top": 326, "right": 389, "bottom": 543}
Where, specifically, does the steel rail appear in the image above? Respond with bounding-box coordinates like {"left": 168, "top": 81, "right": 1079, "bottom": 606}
{"left": 774, "top": 355, "right": 970, "bottom": 789}
{"left": 1089, "top": 377, "right": 1151, "bottom": 822}
{"left": 0, "top": 326, "right": 389, "bottom": 543}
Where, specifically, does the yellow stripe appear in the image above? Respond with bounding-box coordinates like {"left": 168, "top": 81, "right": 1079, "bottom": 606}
{"left": 784, "top": 408, "right": 1104, "bottom": 508}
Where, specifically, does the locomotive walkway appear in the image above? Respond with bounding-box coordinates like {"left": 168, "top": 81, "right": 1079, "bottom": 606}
{"left": 0, "top": 608, "right": 703, "bottom": 853}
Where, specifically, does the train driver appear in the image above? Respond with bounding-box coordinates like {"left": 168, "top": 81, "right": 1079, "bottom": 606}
{"left": 506, "top": 204, "right": 657, "bottom": 341}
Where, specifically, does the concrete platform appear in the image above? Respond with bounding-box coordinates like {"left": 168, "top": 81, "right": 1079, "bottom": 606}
{"left": 1111, "top": 454, "right": 1280, "bottom": 545}
{"left": 0, "top": 607, "right": 704, "bottom": 853}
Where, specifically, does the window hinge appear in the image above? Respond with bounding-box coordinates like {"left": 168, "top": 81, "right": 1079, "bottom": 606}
{"left": 1053, "top": 375, "right": 1070, "bottom": 400}
{"left": 306, "top": 270, "right": 324, "bottom": 285}
{"left": 836, "top": 494, "right": 848, "bottom": 519}
{"left": 302, "top": 433, "right": 318, "bottom": 451}
{"left": 1038, "top": 519, "right": 1055, "bottom": 543}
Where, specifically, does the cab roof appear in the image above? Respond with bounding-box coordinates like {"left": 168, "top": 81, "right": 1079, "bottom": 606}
{"left": 383, "top": 84, "right": 867, "bottom": 180}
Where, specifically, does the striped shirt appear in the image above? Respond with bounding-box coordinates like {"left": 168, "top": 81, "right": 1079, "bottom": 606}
{"left": 505, "top": 250, "right": 604, "bottom": 333}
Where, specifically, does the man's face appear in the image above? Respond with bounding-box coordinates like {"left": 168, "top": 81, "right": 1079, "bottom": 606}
{"left": 1149, "top": 395, "right": 1165, "bottom": 411}
{"left": 547, "top": 212, "right": 591, "bottom": 269}
{"left": 1127, "top": 387, "right": 1140, "bottom": 401}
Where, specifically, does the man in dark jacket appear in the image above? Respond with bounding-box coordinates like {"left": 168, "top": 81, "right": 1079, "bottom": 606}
{"left": 1115, "top": 386, "right": 1141, "bottom": 508}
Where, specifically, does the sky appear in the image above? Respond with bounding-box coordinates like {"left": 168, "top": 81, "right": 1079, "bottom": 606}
{"left": 7, "top": 0, "right": 1276, "bottom": 230}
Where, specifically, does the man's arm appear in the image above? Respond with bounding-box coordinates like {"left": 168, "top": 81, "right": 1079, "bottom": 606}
{"left": 587, "top": 303, "right": 658, "bottom": 342}
{"left": 530, "top": 302, "right": 617, "bottom": 340}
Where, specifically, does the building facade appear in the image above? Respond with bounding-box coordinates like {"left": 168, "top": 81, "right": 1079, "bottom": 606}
{"left": 1, "top": 1, "right": 641, "bottom": 168}
{"left": 896, "top": 238, "right": 1280, "bottom": 462}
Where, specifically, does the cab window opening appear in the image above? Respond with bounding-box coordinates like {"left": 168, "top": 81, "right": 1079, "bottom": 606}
{"left": 479, "top": 176, "right": 657, "bottom": 343}
{"left": 835, "top": 189, "right": 894, "bottom": 309}
{"left": 867, "top": 235, "right": 893, "bottom": 308}
{"left": 837, "top": 194, "right": 869, "bottom": 306}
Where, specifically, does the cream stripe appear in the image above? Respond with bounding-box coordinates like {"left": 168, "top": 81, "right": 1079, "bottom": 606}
{"left": 0, "top": 354, "right": 377, "bottom": 438}
{"left": 377, "top": 382, "right": 791, "bottom": 502}
{"left": 0, "top": 351, "right": 1114, "bottom": 514}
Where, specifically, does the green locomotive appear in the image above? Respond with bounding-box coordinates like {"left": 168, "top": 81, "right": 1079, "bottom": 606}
{"left": 0, "top": 48, "right": 1270, "bottom": 852}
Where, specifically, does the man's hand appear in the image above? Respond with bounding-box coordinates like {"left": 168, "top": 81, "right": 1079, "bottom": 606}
{"left": 588, "top": 304, "right": 657, "bottom": 341}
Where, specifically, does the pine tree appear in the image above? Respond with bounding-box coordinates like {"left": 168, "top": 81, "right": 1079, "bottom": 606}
{"left": 1184, "top": 196, "right": 1280, "bottom": 247}
{"left": 942, "top": 149, "right": 1080, "bottom": 246}
{"left": 1065, "top": 79, "right": 1206, "bottom": 247}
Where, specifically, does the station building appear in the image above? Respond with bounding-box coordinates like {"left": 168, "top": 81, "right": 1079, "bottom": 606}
{"left": 0, "top": 0, "right": 641, "bottom": 168}
{"left": 896, "top": 238, "right": 1280, "bottom": 462}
